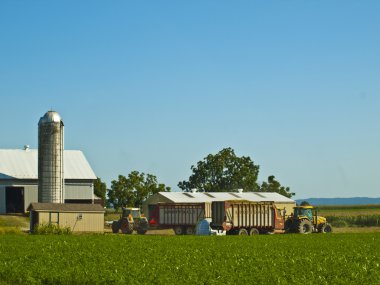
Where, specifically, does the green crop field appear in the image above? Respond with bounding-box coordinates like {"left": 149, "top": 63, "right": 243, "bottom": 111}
{"left": 0, "top": 234, "right": 379, "bottom": 284}
{"left": 317, "top": 204, "right": 380, "bottom": 217}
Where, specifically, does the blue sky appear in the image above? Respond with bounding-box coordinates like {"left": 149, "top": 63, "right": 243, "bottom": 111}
{"left": 0, "top": 1, "right": 379, "bottom": 198}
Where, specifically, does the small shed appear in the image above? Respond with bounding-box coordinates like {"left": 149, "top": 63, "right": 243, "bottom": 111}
{"left": 28, "top": 203, "right": 105, "bottom": 233}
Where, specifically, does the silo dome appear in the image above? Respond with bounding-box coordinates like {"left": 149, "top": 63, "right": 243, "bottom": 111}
{"left": 38, "top": 111, "right": 65, "bottom": 203}
{"left": 39, "top": 111, "right": 63, "bottom": 124}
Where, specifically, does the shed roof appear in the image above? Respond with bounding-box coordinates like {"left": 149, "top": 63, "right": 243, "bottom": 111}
{"left": 157, "top": 191, "right": 295, "bottom": 203}
{"left": 0, "top": 149, "right": 96, "bottom": 180}
{"left": 28, "top": 203, "right": 105, "bottom": 212}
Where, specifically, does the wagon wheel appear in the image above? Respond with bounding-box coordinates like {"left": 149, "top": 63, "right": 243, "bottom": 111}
{"left": 249, "top": 228, "right": 259, "bottom": 235}
{"left": 174, "top": 226, "right": 184, "bottom": 235}
{"left": 238, "top": 228, "right": 248, "bottom": 235}
{"left": 185, "top": 227, "right": 195, "bottom": 235}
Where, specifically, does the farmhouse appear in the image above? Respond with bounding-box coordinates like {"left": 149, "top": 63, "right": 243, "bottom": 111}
{"left": 28, "top": 203, "right": 105, "bottom": 233}
{"left": 143, "top": 191, "right": 296, "bottom": 221}
{"left": 0, "top": 148, "right": 98, "bottom": 214}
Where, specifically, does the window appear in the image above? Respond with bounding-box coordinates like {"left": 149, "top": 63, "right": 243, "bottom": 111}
{"left": 49, "top": 212, "right": 59, "bottom": 224}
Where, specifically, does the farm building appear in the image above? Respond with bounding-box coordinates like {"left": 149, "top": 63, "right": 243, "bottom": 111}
{"left": 0, "top": 148, "right": 98, "bottom": 214}
{"left": 142, "top": 191, "right": 296, "bottom": 221}
{"left": 28, "top": 203, "right": 105, "bottom": 233}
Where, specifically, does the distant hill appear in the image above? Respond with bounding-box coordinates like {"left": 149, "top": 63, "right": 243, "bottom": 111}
{"left": 295, "top": 197, "right": 380, "bottom": 206}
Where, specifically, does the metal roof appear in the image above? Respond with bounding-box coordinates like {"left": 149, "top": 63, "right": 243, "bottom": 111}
{"left": 39, "top": 111, "right": 63, "bottom": 124}
{"left": 28, "top": 203, "right": 104, "bottom": 212}
{"left": 0, "top": 149, "right": 97, "bottom": 180}
{"left": 158, "top": 191, "right": 295, "bottom": 203}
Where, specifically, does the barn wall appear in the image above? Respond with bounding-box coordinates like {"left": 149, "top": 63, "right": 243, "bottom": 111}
{"left": 0, "top": 181, "right": 94, "bottom": 213}
{"left": 0, "top": 186, "right": 5, "bottom": 214}
{"left": 23, "top": 185, "right": 38, "bottom": 212}
{"left": 64, "top": 184, "right": 93, "bottom": 200}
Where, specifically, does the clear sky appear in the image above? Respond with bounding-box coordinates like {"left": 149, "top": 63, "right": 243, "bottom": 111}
{"left": 0, "top": 1, "right": 379, "bottom": 199}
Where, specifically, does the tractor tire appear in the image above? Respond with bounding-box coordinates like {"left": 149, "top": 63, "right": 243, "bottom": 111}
{"left": 174, "top": 226, "right": 184, "bottom": 235}
{"left": 138, "top": 219, "right": 148, "bottom": 231}
{"left": 111, "top": 221, "right": 120, "bottom": 233}
{"left": 297, "top": 219, "right": 313, "bottom": 234}
{"left": 319, "top": 223, "right": 333, "bottom": 234}
{"left": 284, "top": 219, "right": 293, "bottom": 233}
{"left": 120, "top": 219, "right": 134, "bottom": 234}
{"left": 238, "top": 228, "right": 249, "bottom": 235}
{"left": 249, "top": 228, "right": 259, "bottom": 235}
{"left": 185, "top": 227, "right": 195, "bottom": 235}
{"left": 137, "top": 229, "right": 147, "bottom": 235}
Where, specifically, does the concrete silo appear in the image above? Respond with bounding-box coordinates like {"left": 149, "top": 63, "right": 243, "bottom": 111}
{"left": 38, "top": 111, "right": 65, "bottom": 203}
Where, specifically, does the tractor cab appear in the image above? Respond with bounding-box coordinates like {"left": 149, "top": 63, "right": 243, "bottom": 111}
{"left": 122, "top": 208, "right": 142, "bottom": 220}
{"left": 293, "top": 206, "right": 314, "bottom": 220}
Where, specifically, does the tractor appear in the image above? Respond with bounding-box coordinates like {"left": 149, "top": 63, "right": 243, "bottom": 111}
{"left": 285, "top": 205, "right": 332, "bottom": 234}
{"left": 112, "top": 207, "right": 148, "bottom": 235}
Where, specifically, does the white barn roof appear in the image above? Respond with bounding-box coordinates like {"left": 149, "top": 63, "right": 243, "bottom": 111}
{"left": 0, "top": 149, "right": 96, "bottom": 180}
{"left": 158, "top": 191, "right": 295, "bottom": 203}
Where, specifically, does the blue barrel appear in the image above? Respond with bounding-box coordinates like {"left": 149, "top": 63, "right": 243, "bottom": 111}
{"left": 195, "top": 219, "right": 211, "bottom": 236}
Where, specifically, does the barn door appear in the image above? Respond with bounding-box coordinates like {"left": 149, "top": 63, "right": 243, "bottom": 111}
{"left": 5, "top": 187, "right": 24, "bottom": 213}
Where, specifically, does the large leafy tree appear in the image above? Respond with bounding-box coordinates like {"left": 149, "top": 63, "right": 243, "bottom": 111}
{"left": 178, "top": 147, "right": 260, "bottom": 192}
{"left": 108, "top": 171, "right": 171, "bottom": 210}
{"left": 93, "top": 177, "right": 107, "bottom": 203}
{"left": 260, "top": 175, "right": 294, "bottom": 198}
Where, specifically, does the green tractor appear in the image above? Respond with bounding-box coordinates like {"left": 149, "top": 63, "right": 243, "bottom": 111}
{"left": 112, "top": 207, "right": 148, "bottom": 235}
{"left": 285, "top": 205, "right": 332, "bottom": 234}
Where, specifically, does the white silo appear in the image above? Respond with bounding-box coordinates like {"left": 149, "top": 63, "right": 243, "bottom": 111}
{"left": 38, "top": 111, "right": 65, "bottom": 203}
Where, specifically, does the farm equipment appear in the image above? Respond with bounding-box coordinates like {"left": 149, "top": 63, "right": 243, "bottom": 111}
{"left": 112, "top": 207, "right": 148, "bottom": 235}
{"left": 284, "top": 205, "right": 332, "bottom": 234}
{"left": 148, "top": 203, "right": 210, "bottom": 235}
{"left": 211, "top": 201, "right": 285, "bottom": 235}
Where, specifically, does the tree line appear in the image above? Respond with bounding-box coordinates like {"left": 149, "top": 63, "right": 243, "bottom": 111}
{"left": 95, "top": 147, "right": 294, "bottom": 210}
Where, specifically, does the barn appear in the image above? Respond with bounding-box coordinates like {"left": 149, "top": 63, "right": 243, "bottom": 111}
{"left": 0, "top": 147, "right": 98, "bottom": 214}
{"left": 28, "top": 203, "right": 104, "bottom": 233}
{"left": 142, "top": 191, "right": 296, "bottom": 221}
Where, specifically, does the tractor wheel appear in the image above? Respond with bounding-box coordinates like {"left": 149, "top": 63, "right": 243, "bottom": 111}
{"left": 120, "top": 219, "right": 134, "bottom": 234}
{"left": 284, "top": 219, "right": 293, "bottom": 233}
{"left": 174, "top": 226, "right": 184, "bottom": 235}
{"left": 185, "top": 227, "right": 195, "bottom": 235}
{"left": 249, "top": 228, "right": 259, "bottom": 235}
{"left": 111, "top": 221, "right": 120, "bottom": 233}
{"left": 298, "top": 219, "right": 313, "bottom": 234}
{"left": 137, "top": 229, "right": 147, "bottom": 235}
{"left": 319, "top": 223, "right": 332, "bottom": 234}
{"left": 138, "top": 219, "right": 148, "bottom": 231}
{"left": 238, "top": 228, "right": 248, "bottom": 235}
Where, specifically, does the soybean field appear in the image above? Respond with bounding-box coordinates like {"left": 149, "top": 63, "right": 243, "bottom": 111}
{"left": 0, "top": 233, "right": 379, "bottom": 284}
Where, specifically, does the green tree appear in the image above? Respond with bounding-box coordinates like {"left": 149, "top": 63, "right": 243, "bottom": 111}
{"left": 259, "top": 175, "right": 294, "bottom": 198}
{"left": 178, "top": 147, "right": 260, "bottom": 192}
{"left": 107, "top": 171, "right": 171, "bottom": 210}
{"left": 300, "top": 200, "right": 310, "bottom": 206}
{"left": 93, "top": 177, "right": 107, "bottom": 203}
